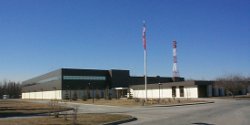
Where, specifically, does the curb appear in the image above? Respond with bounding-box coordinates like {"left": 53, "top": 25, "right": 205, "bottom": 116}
{"left": 151, "top": 101, "right": 214, "bottom": 107}
{"left": 102, "top": 116, "right": 137, "bottom": 125}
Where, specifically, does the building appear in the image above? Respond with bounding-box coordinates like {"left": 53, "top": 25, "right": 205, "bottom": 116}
{"left": 22, "top": 68, "right": 182, "bottom": 100}
{"left": 130, "top": 81, "right": 213, "bottom": 98}
{"left": 130, "top": 80, "right": 250, "bottom": 99}
{"left": 23, "top": 68, "right": 250, "bottom": 100}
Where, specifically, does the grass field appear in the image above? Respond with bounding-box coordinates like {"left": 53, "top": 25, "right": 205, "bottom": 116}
{"left": 0, "top": 113, "right": 131, "bottom": 125}
{"left": 0, "top": 100, "right": 70, "bottom": 117}
{"left": 0, "top": 100, "right": 132, "bottom": 125}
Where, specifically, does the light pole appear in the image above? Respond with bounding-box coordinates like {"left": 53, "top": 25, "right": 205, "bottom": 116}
{"left": 66, "top": 85, "right": 69, "bottom": 100}
{"left": 88, "top": 83, "right": 94, "bottom": 103}
{"left": 41, "top": 89, "right": 43, "bottom": 100}
{"left": 158, "top": 83, "right": 162, "bottom": 102}
{"left": 53, "top": 87, "right": 56, "bottom": 100}
{"left": 69, "top": 86, "right": 71, "bottom": 101}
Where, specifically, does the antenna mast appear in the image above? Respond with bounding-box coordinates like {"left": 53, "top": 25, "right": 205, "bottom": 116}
{"left": 172, "top": 40, "right": 179, "bottom": 81}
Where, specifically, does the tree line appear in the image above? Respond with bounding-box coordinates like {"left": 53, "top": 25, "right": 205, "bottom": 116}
{"left": 0, "top": 80, "right": 21, "bottom": 99}
{"left": 216, "top": 74, "right": 250, "bottom": 96}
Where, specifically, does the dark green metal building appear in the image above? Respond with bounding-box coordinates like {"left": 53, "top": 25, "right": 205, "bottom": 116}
{"left": 22, "top": 68, "right": 183, "bottom": 99}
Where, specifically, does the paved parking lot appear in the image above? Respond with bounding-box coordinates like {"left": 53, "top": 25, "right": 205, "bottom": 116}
{"left": 64, "top": 99, "right": 250, "bottom": 125}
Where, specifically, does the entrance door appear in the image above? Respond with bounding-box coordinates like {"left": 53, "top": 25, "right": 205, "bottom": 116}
{"left": 114, "top": 87, "right": 128, "bottom": 99}
{"left": 198, "top": 85, "right": 208, "bottom": 97}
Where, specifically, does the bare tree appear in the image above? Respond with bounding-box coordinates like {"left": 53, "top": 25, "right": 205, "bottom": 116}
{"left": 216, "top": 74, "right": 248, "bottom": 97}
{"left": 0, "top": 80, "right": 21, "bottom": 98}
{"left": 48, "top": 100, "right": 61, "bottom": 118}
{"left": 72, "top": 105, "right": 79, "bottom": 125}
{"left": 246, "top": 76, "right": 250, "bottom": 81}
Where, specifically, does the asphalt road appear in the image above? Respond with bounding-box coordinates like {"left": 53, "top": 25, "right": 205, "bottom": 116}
{"left": 64, "top": 99, "right": 250, "bottom": 125}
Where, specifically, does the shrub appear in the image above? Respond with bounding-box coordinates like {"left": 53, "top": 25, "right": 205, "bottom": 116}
{"left": 95, "top": 92, "right": 100, "bottom": 100}
{"left": 65, "top": 92, "right": 69, "bottom": 100}
{"left": 72, "top": 92, "right": 78, "bottom": 101}
{"left": 168, "top": 98, "right": 172, "bottom": 103}
{"left": 134, "top": 98, "right": 140, "bottom": 102}
{"left": 177, "top": 99, "right": 181, "bottom": 103}
{"left": 82, "top": 95, "right": 87, "bottom": 101}
{"left": 48, "top": 100, "right": 60, "bottom": 118}
{"left": 72, "top": 105, "right": 79, "bottom": 125}
{"left": 108, "top": 93, "right": 112, "bottom": 100}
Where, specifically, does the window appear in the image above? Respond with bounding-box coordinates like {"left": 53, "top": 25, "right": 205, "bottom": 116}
{"left": 179, "top": 86, "right": 184, "bottom": 97}
{"left": 63, "top": 76, "right": 106, "bottom": 81}
{"left": 172, "top": 86, "right": 176, "bottom": 97}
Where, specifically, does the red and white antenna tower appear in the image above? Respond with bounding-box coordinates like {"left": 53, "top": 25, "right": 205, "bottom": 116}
{"left": 172, "top": 40, "right": 179, "bottom": 81}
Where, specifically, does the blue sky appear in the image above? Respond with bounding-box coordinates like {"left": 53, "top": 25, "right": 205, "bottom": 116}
{"left": 0, "top": 0, "right": 249, "bottom": 82}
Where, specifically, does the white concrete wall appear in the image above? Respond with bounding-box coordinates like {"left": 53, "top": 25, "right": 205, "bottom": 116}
{"left": 184, "top": 87, "right": 198, "bottom": 98}
{"left": 22, "top": 89, "right": 109, "bottom": 100}
{"left": 146, "top": 89, "right": 172, "bottom": 99}
{"left": 131, "top": 86, "right": 198, "bottom": 99}
{"left": 130, "top": 89, "right": 146, "bottom": 98}
{"left": 22, "top": 90, "right": 62, "bottom": 99}
{"left": 161, "top": 88, "right": 172, "bottom": 98}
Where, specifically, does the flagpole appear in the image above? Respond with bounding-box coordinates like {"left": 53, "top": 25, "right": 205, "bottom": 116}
{"left": 144, "top": 47, "right": 147, "bottom": 101}
{"left": 142, "top": 21, "right": 147, "bottom": 101}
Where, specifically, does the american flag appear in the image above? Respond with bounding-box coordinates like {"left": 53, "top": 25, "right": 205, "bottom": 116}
{"left": 142, "top": 23, "right": 146, "bottom": 50}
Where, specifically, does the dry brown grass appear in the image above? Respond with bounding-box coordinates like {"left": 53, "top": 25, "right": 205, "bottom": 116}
{"left": 212, "top": 95, "right": 250, "bottom": 100}
{"left": 68, "top": 98, "right": 207, "bottom": 107}
{"left": 0, "top": 100, "right": 132, "bottom": 125}
{"left": 73, "top": 99, "right": 140, "bottom": 107}
{"left": 0, "top": 113, "right": 131, "bottom": 125}
{"left": 0, "top": 100, "right": 69, "bottom": 117}
{"left": 147, "top": 98, "right": 205, "bottom": 105}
